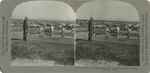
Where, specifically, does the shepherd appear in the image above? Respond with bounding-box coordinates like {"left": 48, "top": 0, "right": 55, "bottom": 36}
{"left": 88, "top": 17, "right": 93, "bottom": 42}
{"left": 23, "top": 17, "right": 28, "bottom": 41}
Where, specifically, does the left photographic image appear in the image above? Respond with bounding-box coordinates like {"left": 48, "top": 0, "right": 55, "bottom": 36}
{"left": 11, "top": 1, "right": 76, "bottom": 66}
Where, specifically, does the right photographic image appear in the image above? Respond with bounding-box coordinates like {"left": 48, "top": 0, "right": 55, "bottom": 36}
{"left": 75, "top": 0, "right": 140, "bottom": 66}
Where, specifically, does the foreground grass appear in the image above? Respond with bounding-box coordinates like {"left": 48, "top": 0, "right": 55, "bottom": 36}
{"left": 76, "top": 41, "right": 139, "bottom": 66}
{"left": 11, "top": 40, "right": 74, "bottom": 66}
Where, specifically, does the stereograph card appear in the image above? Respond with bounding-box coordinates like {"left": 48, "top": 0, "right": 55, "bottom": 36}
{"left": 0, "top": 0, "right": 150, "bottom": 73}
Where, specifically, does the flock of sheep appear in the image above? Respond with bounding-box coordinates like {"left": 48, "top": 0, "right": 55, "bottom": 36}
{"left": 11, "top": 19, "right": 140, "bottom": 38}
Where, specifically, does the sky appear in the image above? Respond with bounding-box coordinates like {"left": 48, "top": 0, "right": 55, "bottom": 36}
{"left": 11, "top": 0, "right": 140, "bottom": 22}
{"left": 11, "top": 1, "right": 76, "bottom": 21}
{"left": 76, "top": 0, "right": 139, "bottom": 22}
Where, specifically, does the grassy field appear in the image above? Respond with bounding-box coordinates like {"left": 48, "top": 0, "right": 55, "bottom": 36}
{"left": 76, "top": 41, "right": 139, "bottom": 66}
{"left": 75, "top": 27, "right": 139, "bottom": 66}
{"left": 11, "top": 19, "right": 75, "bottom": 66}
{"left": 11, "top": 40, "right": 74, "bottom": 66}
{"left": 11, "top": 19, "right": 140, "bottom": 66}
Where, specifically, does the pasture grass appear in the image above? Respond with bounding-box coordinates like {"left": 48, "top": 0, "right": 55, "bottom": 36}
{"left": 76, "top": 41, "right": 139, "bottom": 66}
{"left": 11, "top": 40, "right": 74, "bottom": 66}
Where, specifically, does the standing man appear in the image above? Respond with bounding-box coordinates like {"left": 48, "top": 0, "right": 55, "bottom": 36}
{"left": 88, "top": 17, "right": 93, "bottom": 42}
{"left": 23, "top": 17, "right": 28, "bottom": 41}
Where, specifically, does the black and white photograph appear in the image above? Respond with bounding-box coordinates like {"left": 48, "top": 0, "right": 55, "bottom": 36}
{"left": 75, "top": 0, "right": 140, "bottom": 66}
{"left": 1, "top": 0, "right": 150, "bottom": 73}
{"left": 11, "top": 1, "right": 76, "bottom": 66}
{"left": 10, "top": 0, "right": 141, "bottom": 67}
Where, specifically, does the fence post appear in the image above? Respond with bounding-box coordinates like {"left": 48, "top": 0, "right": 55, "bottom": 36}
{"left": 88, "top": 17, "right": 93, "bottom": 42}
{"left": 23, "top": 17, "right": 28, "bottom": 41}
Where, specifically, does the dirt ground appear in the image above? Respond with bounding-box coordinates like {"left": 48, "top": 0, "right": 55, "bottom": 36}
{"left": 75, "top": 59, "right": 120, "bottom": 66}
{"left": 11, "top": 59, "right": 62, "bottom": 66}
